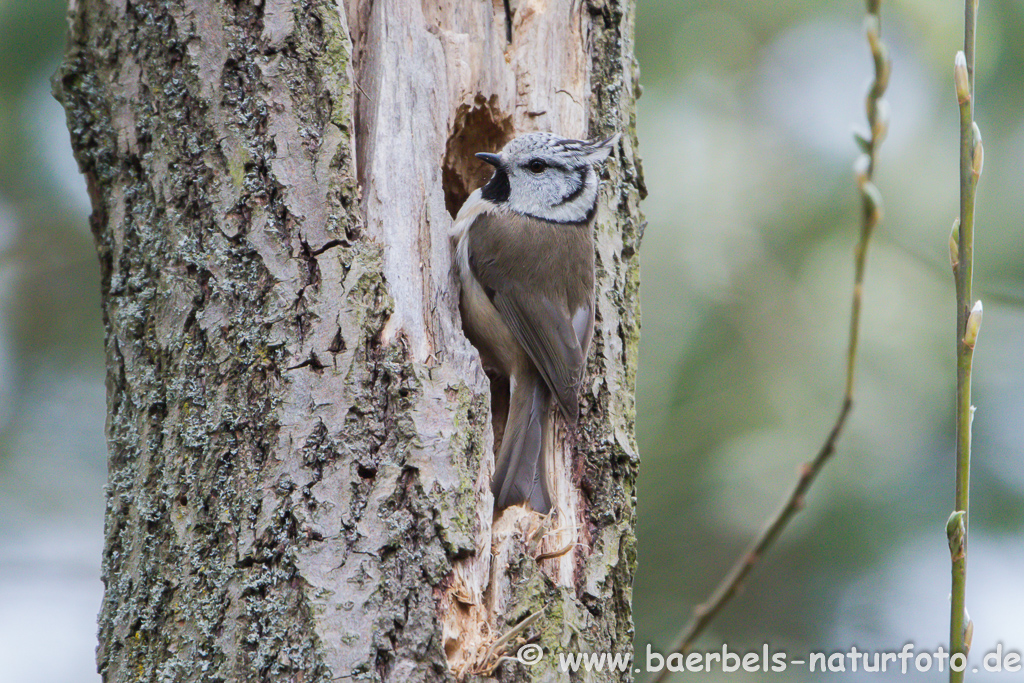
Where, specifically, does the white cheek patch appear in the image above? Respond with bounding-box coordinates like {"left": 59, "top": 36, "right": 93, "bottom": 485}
{"left": 507, "top": 169, "right": 597, "bottom": 224}
{"left": 544, "top": 201, "right": 590, "bottom": 224}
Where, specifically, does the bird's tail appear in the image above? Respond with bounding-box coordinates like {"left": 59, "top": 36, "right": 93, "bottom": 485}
{"left": 492, "top": 371, "right": 551, "bottom": 513}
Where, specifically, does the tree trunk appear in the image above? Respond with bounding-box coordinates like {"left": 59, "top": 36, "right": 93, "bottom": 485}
{"left": 55, "top": 0, "right": 643, "bottom": 681}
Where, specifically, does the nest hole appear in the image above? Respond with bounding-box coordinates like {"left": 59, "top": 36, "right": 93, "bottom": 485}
{"left": 442, "top": 95, "right": 513, "bottom": 219}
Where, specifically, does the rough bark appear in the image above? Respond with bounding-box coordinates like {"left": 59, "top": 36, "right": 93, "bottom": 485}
{"left": 55, "top": 0, "right": 643, "bottom": 681}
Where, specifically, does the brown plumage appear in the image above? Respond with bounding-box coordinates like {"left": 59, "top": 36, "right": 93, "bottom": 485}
{"left": 451, "top": 132, "right": 616, "bottom": 513}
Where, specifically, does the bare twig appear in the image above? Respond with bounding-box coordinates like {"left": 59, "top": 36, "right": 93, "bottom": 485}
{"left": 948, "top": 0, "right": 983, "bottom": 678}
{"left": 650, "top": 3, "right": 890, "bottom": 678}
{"left": 476, "top": 606, "right": 546, "bottom": 675}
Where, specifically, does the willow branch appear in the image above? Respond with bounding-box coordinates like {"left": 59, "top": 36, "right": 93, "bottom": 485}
{"left": 948, "top": 0, "right": 983, "bottom": 678}
{"left": 650, "top": 4, "right": 890, "bottom": 678}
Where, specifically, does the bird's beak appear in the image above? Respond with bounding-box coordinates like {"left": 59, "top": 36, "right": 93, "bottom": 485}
{"left": 475, "top": 152, "right": 502, "bottom": 168}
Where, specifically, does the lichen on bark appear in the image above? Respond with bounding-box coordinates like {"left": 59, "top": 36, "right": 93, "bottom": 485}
{"left": 55, "top": 0, "right": 643, "bottom": 681}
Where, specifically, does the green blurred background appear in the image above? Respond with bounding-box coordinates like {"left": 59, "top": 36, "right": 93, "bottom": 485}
{"left": 0, "top": 1, "right": 1021, "bottom": 681}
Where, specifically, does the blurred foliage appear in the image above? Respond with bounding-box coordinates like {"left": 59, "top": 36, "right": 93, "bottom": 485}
{"left": 635, "top": 0, "right": 1024, "bottom": 678}
{"left": 0, "top": 0, "right": 1022, "bottom": 682}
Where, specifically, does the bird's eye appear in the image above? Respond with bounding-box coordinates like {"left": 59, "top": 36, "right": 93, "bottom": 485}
{"left": 527, "top": 158, "right": 547, "bottom": 173}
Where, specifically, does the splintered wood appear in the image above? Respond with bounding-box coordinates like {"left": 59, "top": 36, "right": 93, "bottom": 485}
{"left": 345, "top": 0, "right": 591, "bottom": 674}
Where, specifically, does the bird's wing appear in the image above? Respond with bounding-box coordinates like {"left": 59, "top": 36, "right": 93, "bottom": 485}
{"left": 467, "top": 211, "right": 587, "bottom": 422}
